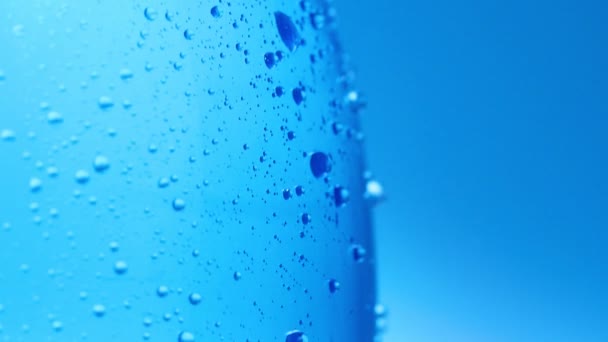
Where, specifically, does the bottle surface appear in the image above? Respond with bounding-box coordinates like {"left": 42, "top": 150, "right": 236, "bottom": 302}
{"left": 0, "top": 1, "right": 377, "bottom": 340}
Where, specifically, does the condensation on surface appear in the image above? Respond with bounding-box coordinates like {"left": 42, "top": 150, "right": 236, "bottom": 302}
{"left": 0, "top": 0, "right": 378, "bottom": 341}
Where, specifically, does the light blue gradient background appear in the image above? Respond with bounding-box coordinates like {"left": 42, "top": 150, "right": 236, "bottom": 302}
{"left": 335, "top": 0, "right": 608, "bottom": 341}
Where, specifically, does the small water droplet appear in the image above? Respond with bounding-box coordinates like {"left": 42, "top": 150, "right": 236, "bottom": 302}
{"left": 301, "top": 213, "right": 311, "bottom": 225}
{"left": 292, "top": 87, "right": 305, "bottom": 105}
{"left": 188, "top": 293, "right": 202, "bottom": 305}
{"left": 92, "top": 304, "right": 106, "bottom": 317}
{"left": 333, "top": 186, "right": 350, "bottom": 207}
{"left": 75, "top": 170, "right": 90, "bottom": 184}
{"left": 210, "top": 6, "right": 221, "bottom": 18}
{"left": 157, "top": 285, "right": 169, "bottom": 297}
{"left": 51, "top": 320, "right": 63, "bottom": 332}
{"left": 119, "top": 68, "right": 134, "bottom": 80}
{"left": 328, "top": 279, "right": 340, "bottom": 293}
{"left": 282, "top": 189, "right": 291, "bottom": 200}
{"left": 183, "top": 29, "right": 194, "bottom": 40}
{"left": 98, "top": 96, "right": 114, "bottom": 110}
{"left": 29, "top": 177, "right": 42, "bottom": 192}
{"left": 351, "top": 244, "right": 367, "bottom": 263}
{"left": 47, "top": 111, "right": 63, "bottom": 124}
{"left": 113, "top": 260, "right": 128, "bottom": 275}
{"left": 178, "top": 331, "right": 195, "bottom": 342}
{"left": 264, "top": 52, "right": 277, "bottom": 69}
{"left": 295, "top": 186, "right": 304, "bottom": 196}
{"left": 93, "top": 155, "right": 110, "bottom": 173}
{"left": 233, "top": 271, "right": 242, "bottom": 281}
{"left": 144, "top": 8, "right": 158, "bottom": 21}
{"left": 172, "top": 198, "right": 186, "bottom": 211}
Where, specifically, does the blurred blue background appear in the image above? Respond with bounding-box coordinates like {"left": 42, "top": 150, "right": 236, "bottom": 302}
{"left": 334, "top": 0, "right": 608, "bottom": 341}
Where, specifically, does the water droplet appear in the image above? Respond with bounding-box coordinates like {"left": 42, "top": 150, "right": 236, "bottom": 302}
{"left": 264, "top": 52, "right": 277, "bottom": 69}
{"left": 274, "top": 12, "right": 301, "bottom": 52}
{"left": 282, "top": 189, "right": 291, "bottom": 200}
{"left": 233, "top": 271, "right": 242, "bottom": 281}
{"left": 157, "top": 177, "right": 170, "bottom": 188}
{"left": 75, "top": 170, "right": 90, "bottom": 184}
{"left": 109, "top": 241, "right": 119, "bottom": 252}
{"left": 93, "top": 155, "right": 110, "bottom": 172}
{"left": 113, "top": 260, "right": 128, "bottom": 275}
{"left": 295, "top": 186, "right": 304, "bottom": 196}
{"left": 98, "top": 96, "right": 114, "bottom": 110}
{"left": 301, "top": 213, "right": 311, "bottom": 225}
{"left": 309, "top": 152, "right": 331, "bottom": 178}
{"left": 210, "top": 6, "right": 221, "bottom": 18}
{"left": 285, "top": 330, "right": 308, "bottom": 342}
{"left": 188, "top": 293, "right": 202, "bottom": 305}
{"left": 275, "top": 86, "right": 285, "bottom": 97}
{"left": 1, "top": 129, "right": 16, "bottom": 141}
{"left": 333, "top": 186, "right": 350, "bottom": 207}
{"left": 351, "top": 244, "right": 367, "bottom": 263}
{"left": 92, "top": 304, "right": 106, "bottom": 317}
{"left": 157, "top": 285, "right": 169, "bottom": 297}
{"left": 144, "top": 8, "right": 158, "bottom": 21}
{"left": 47, "top": 111, "right": 63, "bottom": 124}
{"left": 178, "top": 331, "right": 195, "bottom": 342}
{"left": 292, "top": 87, "right": 305, "bottom": 105}
{"left": 51, "top": 320, "right": 63, "bottom": 332}
{"left": 310, "top": 12, "right": 326, "bottom": 30}
{"left": 29, "top": 177, "right": 42, "bottom": 192}
{"left": 365, "top": 179, "right": 384, "bottom": 202}
{"left": 183, "top": 29, "right": 194, "bottom": 40}
{"left": 119, "top": 68, "right": 133, "bottom": 80}
{"left": 172, "top": 198, "right": 186, "bottom": 211}
{"left": 328, "top": 279, "right": 340, "bottom": 293}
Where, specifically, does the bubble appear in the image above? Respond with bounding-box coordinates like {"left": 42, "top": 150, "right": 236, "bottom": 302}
{"left": 47, "top": 111, "right": 63, "bottom": 124}
{"left": 328, "top": 279, "right": 340, "bottom": 293}
{"left": 210, "top": 6, "right": 221, "bottom": 18}
{"left": 178, "top": 331, "right": 195, "bottom": 342}
{"left": 301, "top": 213, "right": 311, "bottom": 225}
{"left": 333, "top": 186, "right": 350, "bottom": 207}
{"left": 144, "top": 8, "right": 158, "bottom": 21}
{"left": 98, "top": 96, "right": 114, "bottom": 110}
{"left": 113, "top": 260, "right": 128, "bottom": 275}
{"left": 188, "top": 293, "right": 202, "bottom": 305}
{"left": 29, "top": 177, "right": 42, "bottom": 192}
{"left": 292, "top": 87, "right": 305, "bottom": 105}
{"left": 274, "top": 12, "right": 301, "bottom": 52}
{"left": 119, "top": 68, "right": 133, "bottom": 80}
{"left": 285, "top": 330, "right": 308, "bottom": 342}
{"left": 75, "top": 170, "right": 90, "bottom": 184}
{"left": 183, "top": 29, "right": 194, "bottom": 40}
{"left": 233, "top": 271, "right": 242, "bottom": 281}
{"left": 157, "top": 285, "right": 169, "bottom": 297}
{"left": 309, "top": 152, "right": 331, "bottom": 178}
{"left": 92, "top": 304, "right": 106, "bottom": 317}
{"left": 172, "top": 198, "right": 186, "bottom": 211}
{"left": 351, "top": 244, "right": 367, "bottom": 263}
{"left": 93, "top": 155, "right": 110, "bottom": 172}
{"left": 1, "top": 129, "right": 16, "bottom": 141}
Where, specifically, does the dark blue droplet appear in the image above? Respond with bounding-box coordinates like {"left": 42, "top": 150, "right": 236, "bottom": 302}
{"left": 287, "top": 131, "right": 295, "bottom": 140}
{"left": 264, "top": 52, "right": 277, "bottom": 69}
{"left": 210, "top": 6, "right": 221, "bottom": 18}
{"left": 275, "top": 86, "right": 285, "bottom": 97}
{"left": 295, "top": 185, "right": 304, "bottom": 196}
{"left": 292, "top": 87, "right": 305, "bottom": 105}
{"left": 310, "top": 152, "right": 330, "bottom": 178}
{"left": 283, "top": 189, "right": 291, "bottom": 200}
{"left": 334, "top": 186, "right": 350, "bottom": 207}
{"left": 328, "top": 279, "right": 340, "bottom": 293}
{"left": 302, "top": 213, "right": 311, "bottom": 225}
{"left": 285, "top": 330, "right": 308, "bottom": 342}
{"left": 274, "top": 11, "right": 301, "bottom": 52}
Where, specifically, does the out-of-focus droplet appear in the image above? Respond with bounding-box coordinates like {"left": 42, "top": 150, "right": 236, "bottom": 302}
{"left": 113, "top": 260, "right": 128, "bottom": 275}
{"left": 328, "top": 279, "right": 340, "bottom": 293}
{"left": 210, "top": 6, "right": 221, "bottom": 18}
{"left": 188, "top": 293, "right": 202, "bottom": 305}
{"left": 274, "top": 12, "right": 301, "bottom": 52}
{"left": 333, "top": 186, "right": 350, "bottom": 207}
{"left": 92, "top": 304, "right": 106, "bottom": 317}
{"left": 93, "top": 155, "right": 110, "bottom": 173}
{"left": 29, "top": 177, "right": 42, "bottom": 192}
{"left": 47, "top": 111, "right": 63, "bottom": 124}
{"left": 98, "top": 96, "right": 114, "bottom": 110}
{"left": 310, "top": 152, "right": 331, "bottom": 178}
{"left": 178, "top": 331, "right": 195, "bottom": 342}
{"left": 75, "top": 170, "right": 90, "bottom": 184}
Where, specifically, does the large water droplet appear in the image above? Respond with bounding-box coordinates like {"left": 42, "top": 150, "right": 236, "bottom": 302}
{"left": 292, "top": 87, "right": 305, "bottom": 105}
{"left": 285, "top": 330, "right": 308, "bottom": 342}
{"left": 210, "top": 6, "right": 221, "bottom": 18}
{"left": 157, "top": 285, "right": 169, "bottom": 297}
{"left": 172, "top": 198, "right": 186, "bottom": 211}
{"left": 188, "top": 293, "right": 202, "bottom": 305}
{"left": 144, "top": 8, "right": 158, "bottom": 21}
{"left": 113, "top": 260, "right": 128, "bottom": 275}
{"left": 274, "top": 12, "right": 301, "bottom": 52}
{"left": 309, "top": 152, "right": 331, "bottom": 178}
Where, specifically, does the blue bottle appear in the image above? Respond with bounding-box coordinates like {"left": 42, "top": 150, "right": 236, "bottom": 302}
{"left": 0, "top": 0, "right": 378, "bottom": 340}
